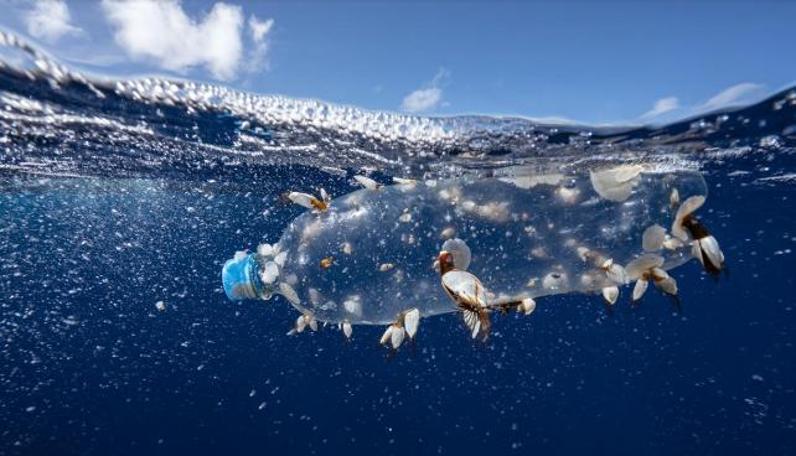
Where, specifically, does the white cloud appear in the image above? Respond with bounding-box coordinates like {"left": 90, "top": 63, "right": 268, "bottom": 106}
{"left": 101, "top": 0, "right": 246, "bottom": 80}
{"left": 698, "top": 82, "right": 765, "bottom": 112}
{"left": 401, "top": 68, "right": 449, "bottom": 113}
{"left": 24, "top": 0, "right": 82, "bottom": 42}
{"left": 248, "top": 15, "right": 273, "bottom": 43}
{"left": 637, "top": 83, "right": 767, "bottom": 124}
{"left": 640, "top": 96, "right": 679, "bottom": 119}
{"left": 246, "top": 14, "right": 274, "bottom": 72}
{"left": 402, "top": 87, "right": 442, "bottom": 113}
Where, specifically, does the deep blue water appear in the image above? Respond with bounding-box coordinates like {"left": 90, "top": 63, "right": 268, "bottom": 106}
{"left": 1, "top": 31, "right": 796, "bottom": 455}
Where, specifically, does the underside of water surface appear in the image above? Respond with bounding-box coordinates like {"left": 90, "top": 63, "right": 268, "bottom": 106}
{"left": 1, "top": 30, "right": 796, "bottom": 455}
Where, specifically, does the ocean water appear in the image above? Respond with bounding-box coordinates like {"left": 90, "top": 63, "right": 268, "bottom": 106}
{"left": 1, "top": 31, "right": 796, "bottom": 455}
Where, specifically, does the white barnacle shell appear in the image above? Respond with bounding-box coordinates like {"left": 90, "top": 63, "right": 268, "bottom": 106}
{"left": 670, "top": 188, "right": 680, "bottom": 207}
{"left": 662, "top": 236, "right": 684, "bottom": 250}
{"left": 441, "top": 238, "right": 472, "bottom": 271}
{"left": 294, "top": 314, "right": 316, "bottom": 333}
{"left": 556, "top": 186, "right": 580, "bottom": 204}
{"left": 379, "top": 263, "right": 395, "bottom": 272}
{"left": 295, "top": 315, "right": 307, "bottom": 333}
{"left": 589, "top": 165, "right": 643, "bottom": 202}
{"left": 672, "top": 195, "right": 705, "bottom": 241}
{"left": 306, "top": 314, "right": 318, "bottom": 332}
{"left": 273, "top": 250, "right": 288, "bottom": 267}
{"left": 438, "top": 185, "right": 462, "bottom": 202}
{"left": 379, "top": 326, "right": 393, "bottom": 345}
{"left": 390, "top": 325, "right": 406, "bottom": 349}
{"left": 693, "top": 235, "right": 725, "bottom": 270}
{"left": 354, "top": 175, "right": 381, "bottom": 191}
{"left": 498, "top": 173, "right": 563, "bottom": 189}
{"left": 257, "top": 243, "right": 275, "bottom": 257}
{"left": 519, "top": 298, "right": 536, "bottom": 315}
{"left": 379, "top": 324, "right": 405, "bottom": 349}
{"left": 288, "top": 191, "right": 317, "bottom": 210}
{"left": 580, "top": 271, "right": 600, "bottom": 288}
{"left": 602, "top": 286, "right": 619, "bottom": 305}
{"left": 462, "top": 310, "right": 481, "bottom": 339}
{"left": 601, "top": 259, "right": 628, "bottom": 285}
{"left": 651, "top": 268, "right": 678, "bottom": 295}
{"left": 701, "top": 235, "right": 725, "bottom": 267}
{"left": 632, "top": 278, "right": 649, "bottom": 301}
{"left": 300, "top": 218, "right": 324, "bottom": 243}
{"left": 442, "top": 271, "right": 488, "bottom": 315}
{"left": 343, "top": 296, "right": 363, "bottom": 317}
{"left": 404, "top": 308, "right": 420, "bottom": 339}
{"left": 626, "top": 254, "right": 667, "bottom": 302}
{"left": 260, "top": 261, "right": 280, "bottom": 284}
{"left": 308, "top": 288, "right": 323, "bottom": 305}
{"left": 625, "top": 254, "right": 665, "bottom": 280}
{"left": 476, "top": 201, "right": 510, "bottom": 222}
{"left": 341, "top": 321, "right": 353, "bottom": 339}
{"left": 392, "top": 177, "right": 417, "bottom": 186}
{"left": 542, "top": 271, "right": 568, "bottom": 290}
{"left": 340, "top": 242, "right": 353, "bottom": 255}
{"left": 642, "top": 224, "right": 667, "bottom": 252}
{"left": 440, "top": 226, "right": 456, "bottom": 239}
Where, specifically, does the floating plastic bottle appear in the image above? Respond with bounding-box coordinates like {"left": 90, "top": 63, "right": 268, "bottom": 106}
{"left": 222, "top": 165, "right": 724, "bottom": 346}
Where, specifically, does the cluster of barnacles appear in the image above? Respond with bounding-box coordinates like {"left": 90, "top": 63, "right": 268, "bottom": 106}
{"left": 279, "top": 175, "right": 725, "bottom": 347}
{"left": 579, "top": 248, "right": 677, "bottom": 306}
{"left": 671, "top": 195, "right": 726, "bottom": 275}
{"left": 287, "top": 188, "right": 331, "bottom": 213}
{"left": 379, "top": 308, "right": 420, "bottom": 349}
{"left": 254, "top": 242, "right": 300, "bottom": 305}
{"left": 285, "top": 175, "right": 415, "bottom": 214}
{"left": 575, "top": 247, "right": 628, "bottom": 305}
{"left": 285, "top": 307, "right": 422, "bottom": 351}
{"left": 626, "top": 254, "right": 677, "bottom": 302}
{"left": 287, "top": 312, "right": 318, "bottom": 335}
{"left": 586, "top": 189, "right": 725, "bottom": 309}
{"left": 283, "top": 175, "right": 426, "bottom": 349}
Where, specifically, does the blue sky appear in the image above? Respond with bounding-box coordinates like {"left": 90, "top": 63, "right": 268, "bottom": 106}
{"left": 1, "top": 0, "right": 795, "bottom": 124}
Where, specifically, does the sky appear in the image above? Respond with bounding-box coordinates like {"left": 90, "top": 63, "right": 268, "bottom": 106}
{"left": 0, "top": 0, "right": 795, "bottom": 125}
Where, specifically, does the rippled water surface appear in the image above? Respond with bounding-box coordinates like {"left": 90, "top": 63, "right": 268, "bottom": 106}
{"left": 1, "top": 31, "right": 796, "bottom": 455}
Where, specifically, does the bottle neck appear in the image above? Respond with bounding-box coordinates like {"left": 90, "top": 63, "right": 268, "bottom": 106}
{"left": 222, "top": 253, "right": 264, "bottom": 301}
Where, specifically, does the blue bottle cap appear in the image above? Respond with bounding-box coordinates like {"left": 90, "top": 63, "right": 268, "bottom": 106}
{"left": 221, "top": 253, "right": 259, "bottom": 301}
